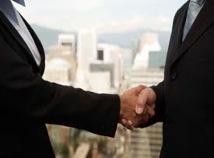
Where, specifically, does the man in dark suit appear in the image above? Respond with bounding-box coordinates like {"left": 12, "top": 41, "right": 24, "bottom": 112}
{"left": 0, "top": 0, "right": 153, "bottom": 157}
{"left": 132, "top": 0, "right": 214, "bottom": 157}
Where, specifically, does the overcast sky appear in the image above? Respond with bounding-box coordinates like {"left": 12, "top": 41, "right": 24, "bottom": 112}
{"left": 14, "top": 0, "right": 187, "bottom": 34}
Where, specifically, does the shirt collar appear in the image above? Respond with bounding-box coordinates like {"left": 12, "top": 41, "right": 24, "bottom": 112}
{"left": 190, "top": 0, "right": 206, "bottom": 6}
{"left": 12, "top": 0, "right": 25, "bottom": 6}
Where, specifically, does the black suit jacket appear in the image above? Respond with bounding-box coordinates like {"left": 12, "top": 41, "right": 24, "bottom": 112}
{"left": 0, "top": 11, "right": 120, "bottom": 158}
{"left": 151, "top": 0, "right": 214, "bottom": 157}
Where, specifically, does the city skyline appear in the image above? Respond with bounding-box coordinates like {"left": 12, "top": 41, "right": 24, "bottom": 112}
{"left": 14, "top": 0, "right": 186, "bottom": 34}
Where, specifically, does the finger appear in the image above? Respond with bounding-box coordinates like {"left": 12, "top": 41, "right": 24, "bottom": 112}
{"left": 127, "top": 120, "right": 134, "bottom": 130}
{"left": 147, "top": 105, "right": 155, "bottom": 117}
{"left": 133, "top": 115, "right": 143, "bottom": 128}
{"left": 121, "top": 119, "right": 127, "bottom": 125}
{"left": 139, "top": 104, "right": 155, "bottom": 125}
{"left": 135, "top": 90, "right": 147, "bottom": 114}
{"left": 120, "top": 119, "right": 132, "bottom": 129}
{"left": 127, "top": 120, "right": 133, "bottom": 126}
{"left": 141, "top": 108, "right": 150, "bottom": 124}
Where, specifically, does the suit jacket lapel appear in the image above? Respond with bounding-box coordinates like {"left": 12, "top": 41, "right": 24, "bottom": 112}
{"left": 0, "top": 11, "right": 45, "bottom": 74}
{"left": 170, "top": 0, "right": 214, "bottom": 67}
{"left": 22, "top": 17, "right": 45, "bottom": 74}
{"left": 166, "top": 2, "right": 188, "bottom": 67}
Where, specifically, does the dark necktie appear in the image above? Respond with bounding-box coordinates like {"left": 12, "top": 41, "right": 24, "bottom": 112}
{"left": 182, "top": 0, "right": 205, "bottom": 40}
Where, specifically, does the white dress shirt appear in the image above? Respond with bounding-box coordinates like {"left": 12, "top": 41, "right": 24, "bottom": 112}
{"left": 0, "top": 0, "right": 41, "bottom": 66}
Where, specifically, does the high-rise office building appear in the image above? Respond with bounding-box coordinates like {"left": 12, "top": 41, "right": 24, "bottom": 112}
{"left": 43, "top": 34, "right": 77, "bottom": 158}
{"left": 58, "top": 34, "right": 76, "bottom": 53}
{"left": 95, "top": 43, "right": 125, "bottom": 89}
{"left": 75, "top": 29, "right": 97, "bottom": 89}
{"left": 44, "top": 33, "right": 77, "bottom": 85}
{"left": 127, "top": 32, "right": 165, "bottom": 158}
{"left": 133, "top": 33, "right": 161, "bottom": 69}
{"left": 128, "top": 68, "right": 164, "bottom": 158}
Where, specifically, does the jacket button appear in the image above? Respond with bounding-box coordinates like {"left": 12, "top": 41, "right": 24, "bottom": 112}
{"left": 171, "top": 72, "right": 177, "bottom": 80}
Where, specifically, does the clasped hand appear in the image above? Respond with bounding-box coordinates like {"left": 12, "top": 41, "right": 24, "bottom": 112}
{"left": 119, "top": 85, "right": 156, "bottom": 130}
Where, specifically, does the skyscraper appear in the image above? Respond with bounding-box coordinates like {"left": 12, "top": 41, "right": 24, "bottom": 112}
{"left": 43, "top": 34, "right": 77, "bottom": 158}
{"left": 133, "top": 33, "right": 161, "bottom": 69}
{"left": 127, "top": 32, "right": 165, "bottom": 158}
{"left": 75, "top": 29, "right": 97, "bottom": 89}
{"left": 128, "top": 68, "right": 163, "bottom": 158}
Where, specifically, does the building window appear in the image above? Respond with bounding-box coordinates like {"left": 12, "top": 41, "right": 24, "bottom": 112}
{"left": 97, "top": 50, "right": 104, "bottom": 60}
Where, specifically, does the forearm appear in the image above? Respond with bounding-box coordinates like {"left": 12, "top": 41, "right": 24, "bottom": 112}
{"left": 0, "top": 36, "right": 120, "bottom": 137}
{"left": 45, "top": 84, "right": 120, "bottom": 137}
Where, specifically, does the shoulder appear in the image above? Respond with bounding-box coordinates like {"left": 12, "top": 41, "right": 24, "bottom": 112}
{"left": 174, "top": 1, "right": 189, "bottom": 19}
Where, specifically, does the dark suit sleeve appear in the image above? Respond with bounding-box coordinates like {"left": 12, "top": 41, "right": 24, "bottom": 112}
{"left": 150, "top": 81, "right": 165, "bottom": 122}
{"left": 0, "top": 35, "right": 120, "bottom": 137}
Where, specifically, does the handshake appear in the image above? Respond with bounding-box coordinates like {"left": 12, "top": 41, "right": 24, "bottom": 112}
{"left": 119, "top": 85, "right": 156, "bottom": 130}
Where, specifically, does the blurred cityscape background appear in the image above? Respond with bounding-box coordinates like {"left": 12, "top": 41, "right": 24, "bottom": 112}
{"left": 14, "top": 0, "right": 187, "bottom": 158}
{"left": 40, "top": 28, "right": 165, "bottom": 158}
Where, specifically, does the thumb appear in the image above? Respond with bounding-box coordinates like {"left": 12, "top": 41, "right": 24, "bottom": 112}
{"left": 135, "top": 90, "right": 147, "bottom": 114}
{"left": 133, "top": 85, "right": 146, "bottom": 95}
